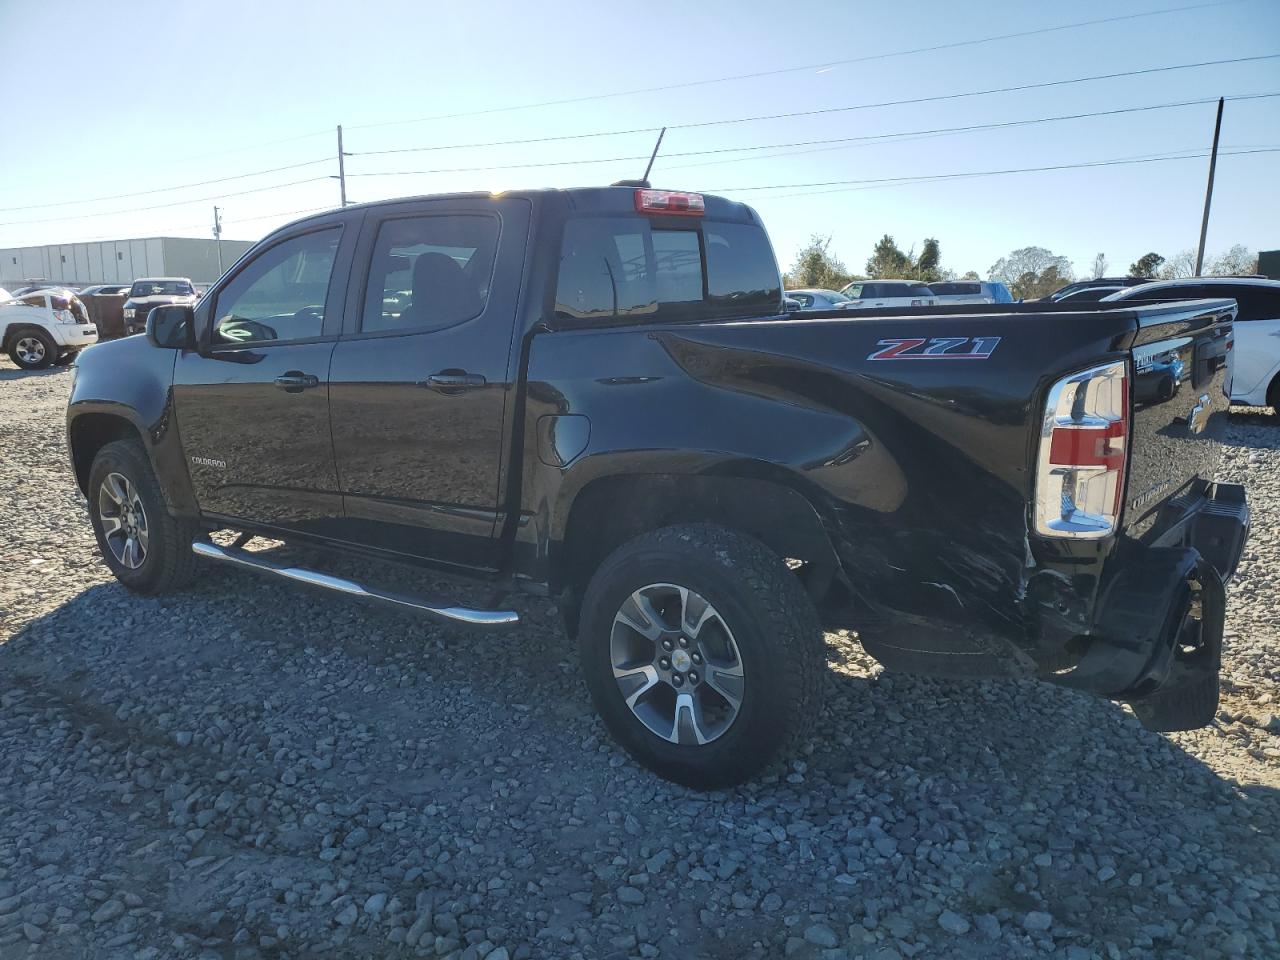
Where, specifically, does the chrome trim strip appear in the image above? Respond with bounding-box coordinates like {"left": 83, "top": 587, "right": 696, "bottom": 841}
{"left": 192, "top": 541, "right": 520, "bottom": 629}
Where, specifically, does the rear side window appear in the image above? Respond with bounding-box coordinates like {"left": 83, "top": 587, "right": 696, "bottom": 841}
{"left": 554, "top": 216, "right": 781, "bottom": 323}
{"left": 1207, "top": 286, "right": 1280, "bottom": 322}
{"left": 361, "top": 214, "right": 498, "bottom": 334}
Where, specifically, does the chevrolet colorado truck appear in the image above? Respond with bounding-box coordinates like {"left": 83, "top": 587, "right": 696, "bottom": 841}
{"left": 67, "top": 185, "right": 1249, "bottom": 788}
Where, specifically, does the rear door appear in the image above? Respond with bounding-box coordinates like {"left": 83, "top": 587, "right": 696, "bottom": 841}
{"left": 326, "top": 197, "right": 530, "bottom": 571}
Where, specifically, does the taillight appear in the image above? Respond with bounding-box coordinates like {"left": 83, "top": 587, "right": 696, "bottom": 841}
{"left": 635, "top": 189, "right": 704, "bottom": 216}
{"left": 1034, "top": 360, "right": 1129, "bottom": 538}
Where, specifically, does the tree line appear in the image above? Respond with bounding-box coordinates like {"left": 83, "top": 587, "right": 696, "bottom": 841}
{"left": 785, "top": 233, "right": 1262, "bottom": 300}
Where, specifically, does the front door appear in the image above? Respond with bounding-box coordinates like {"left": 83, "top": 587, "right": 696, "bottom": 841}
{"left": 173, "top": 219, "right": 356, "bottom": 536}
{"left": 327, "top": 198, "right": 529, "bottom": 571}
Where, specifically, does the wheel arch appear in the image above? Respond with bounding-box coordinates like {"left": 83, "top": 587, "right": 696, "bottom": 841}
{"left": 555, "top": 471, "right": 843, "bottom": 632}
{"left": 68, "top": 412, "right": 146, "bottom": 497}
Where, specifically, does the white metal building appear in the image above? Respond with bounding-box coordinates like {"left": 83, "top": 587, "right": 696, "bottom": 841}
{"left": 0, "top": 236, "right": 255, "bottom": 287}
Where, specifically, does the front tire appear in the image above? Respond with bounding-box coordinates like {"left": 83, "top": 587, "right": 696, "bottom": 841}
{"left": 88, "top": 439, "right": 199, "bottom": 595}
{"left": 578, "top": 524, "right": 826, "bottom": 789}
{"left": 8, "top": 329, "right": 56, "bottom": 369}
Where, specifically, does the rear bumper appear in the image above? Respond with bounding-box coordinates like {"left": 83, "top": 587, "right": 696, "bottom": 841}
{"left": 1049, "top": 481, "right": 1248, "bottom": 701}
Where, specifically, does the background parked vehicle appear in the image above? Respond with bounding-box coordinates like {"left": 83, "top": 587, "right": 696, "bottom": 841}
{"left": 928, "top": 280, "right": 1016, "bottom": 304}
{"left": 1102, "top": 277, "right": 1280, "bottom": 412}
{"left": 1047, "top": 277, "right": 1152, "bottom": 301}
{"left": 786, "top": 288, "right": 853, "bottom": 309}
{"left": 78, "top": 284, "right": 132, "bottom": 339}
{"left": 1052, "top": 285, "right": 1126, "bottom": 304}
{"left": 840, "top": 279, "right": 937, "bottom": 308}
{"left": 122, "top": 277, "right": 197, "bottom": 336}
{"left": 1, "top": 289, "right": 98, "bottom": 369}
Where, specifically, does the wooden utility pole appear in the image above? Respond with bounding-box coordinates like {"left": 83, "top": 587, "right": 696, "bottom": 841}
{"left": 1194, "top": 98, "right": 1224, "bottom": 277}
{"left": 212, "top": 205, "right": 224, "bottom": 275}
{"left": 337, "top": 125, "right": 349, "bottom": 207}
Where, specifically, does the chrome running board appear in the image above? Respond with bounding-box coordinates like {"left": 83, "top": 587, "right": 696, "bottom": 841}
{"left": 192, "top": 540, "right": 520, "bottom": 630}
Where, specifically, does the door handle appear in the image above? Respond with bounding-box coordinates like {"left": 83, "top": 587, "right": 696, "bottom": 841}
{"left": 419, "top": 371, "right": 486, "bottom": 391}
{"left": 273, "top": 372, "right": 320, "bottom": 392}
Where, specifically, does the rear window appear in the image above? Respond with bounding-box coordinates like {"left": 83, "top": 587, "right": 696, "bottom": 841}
{"left": 930, "top": 282, "right": 980, "bottom": 295}
{"left": 554, "top": 217, "right": 781, "bottom": 323}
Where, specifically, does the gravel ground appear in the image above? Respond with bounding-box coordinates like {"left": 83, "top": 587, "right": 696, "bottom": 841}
{"left": 1, "top": 359, "right": 1277, "bottom": 960}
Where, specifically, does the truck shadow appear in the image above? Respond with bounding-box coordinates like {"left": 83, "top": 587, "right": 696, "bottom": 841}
{"left": 0, "top": 363, "right": 70, "bottom": 381}
{"left": 4, "top": 560, "right": 1277, "bottom": 958}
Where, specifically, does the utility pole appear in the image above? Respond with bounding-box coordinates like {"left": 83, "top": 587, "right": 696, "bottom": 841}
{"left": 1194, "top": 97, "right": 1224, "bottom": 277}
{"left": 337, "top": 125, "right": 348, "bottom": 207}
{"left": 212, "top": 205, "right": 224, "bottom": 275}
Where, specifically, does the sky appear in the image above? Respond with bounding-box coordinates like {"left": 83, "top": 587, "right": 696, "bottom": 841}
{"left": 1, "top": 0, "right": 1278, "bottom": 280}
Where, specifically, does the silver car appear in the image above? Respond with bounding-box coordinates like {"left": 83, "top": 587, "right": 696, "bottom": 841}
{"left": 785, "top": 288, "right": 853, "bottom": 310}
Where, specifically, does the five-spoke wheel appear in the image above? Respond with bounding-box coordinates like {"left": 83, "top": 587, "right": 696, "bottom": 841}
{"left": 97, "top": 471, "right": 149, "bottom": 569}
{"left": 611, "top": 583, "right": 745, "bottom": 746}
{"left": 579, "top": 524, "right": 825, "bottom": 789}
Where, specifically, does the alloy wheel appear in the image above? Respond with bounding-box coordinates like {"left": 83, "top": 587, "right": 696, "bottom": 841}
{"left": 98, "top": 472, "right": 149, "bottom": 569}
{"left": 610, "top": 583, "right": 745, "bottom": 745}
{"left": 15, "top": 336, "right": 46, "bottom": 365}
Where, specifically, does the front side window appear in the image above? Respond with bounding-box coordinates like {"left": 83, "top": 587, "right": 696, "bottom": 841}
{"left": 211, "top": 228, "right": 340, "bottom": 345}
{"left": 844, "top": 283, "right": 864, "bottom": 299}
{"left": 361, "top": 214, "right": 499, "bottom": 334}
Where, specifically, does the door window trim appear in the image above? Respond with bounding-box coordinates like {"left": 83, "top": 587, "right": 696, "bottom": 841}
{"left": 348, "top": 210, "right": 504, "bottom": 341}
{"left": 202, "top": 220, "right": 349, "bottom": 353}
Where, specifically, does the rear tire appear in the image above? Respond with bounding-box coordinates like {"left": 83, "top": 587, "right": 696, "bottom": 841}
{"left": 1267, "top": 373, "right": 1280, "bottom": 416}
{"left": 8, "top": 329, "right": 56, "bottom": 369}
{"left": 578, "top": 524, "right": 826, "bottom": 789}
{"left": 88, "top": 439, "right": 199, "bottom": 595}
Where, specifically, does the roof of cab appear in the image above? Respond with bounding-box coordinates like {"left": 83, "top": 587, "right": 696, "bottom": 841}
{"left": 281, "top": 185, "right": 762, "bottom": 231}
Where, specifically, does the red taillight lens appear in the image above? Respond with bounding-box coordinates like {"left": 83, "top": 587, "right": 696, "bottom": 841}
{"left": 635, "top": 189, "right": 704, "bottom": 216}
{"left": 1034, "top": 361, "right": 1130, "bottom": 538}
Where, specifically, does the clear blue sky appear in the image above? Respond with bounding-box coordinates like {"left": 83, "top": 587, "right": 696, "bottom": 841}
{"left": 1, "top": 0, "right": 1277, "bottom": 279}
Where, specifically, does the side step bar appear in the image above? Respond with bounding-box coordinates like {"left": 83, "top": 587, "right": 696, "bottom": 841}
{"left": 192, "top": 540, "right": 520, "bottom": 630}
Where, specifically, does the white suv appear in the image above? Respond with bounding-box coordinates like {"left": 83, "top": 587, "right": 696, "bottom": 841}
{"left": 0, "top": 287, "right": 99, "bottom": 369}
{"left": 840, "top": 280, "right": 938, "bottom": 309}
{"left": 1102, "top": 278, "right": 1280, "bottom": 411}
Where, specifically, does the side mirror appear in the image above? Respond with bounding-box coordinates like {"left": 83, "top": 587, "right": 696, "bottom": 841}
{"left": 146, "top": 304, "right": 195, "bottom": 349}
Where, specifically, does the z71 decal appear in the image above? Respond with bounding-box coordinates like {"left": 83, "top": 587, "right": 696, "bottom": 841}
{"left": 867, "top": 336, "right": 1002, "bottom": 361}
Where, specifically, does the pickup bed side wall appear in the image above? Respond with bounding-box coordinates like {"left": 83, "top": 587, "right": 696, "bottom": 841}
{"left": 66, "top": 337, "right": 198, "bottom": 515}
{"left": 520, "top": 310, "right": 1139, "bottom": 666}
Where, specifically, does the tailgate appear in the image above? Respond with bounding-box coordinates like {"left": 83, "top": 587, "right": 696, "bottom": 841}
{"left": 1124, "top": 299, "right": 1235, "bottom": 539}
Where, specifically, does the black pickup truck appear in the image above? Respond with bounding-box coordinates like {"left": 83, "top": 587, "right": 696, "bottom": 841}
{"left": 67, "top": 185, "right": 1249, "bottom": 788}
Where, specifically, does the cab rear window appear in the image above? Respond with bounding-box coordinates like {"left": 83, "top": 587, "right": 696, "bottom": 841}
{"left": 554, "top": 217, "right": 781, "bottom": 323}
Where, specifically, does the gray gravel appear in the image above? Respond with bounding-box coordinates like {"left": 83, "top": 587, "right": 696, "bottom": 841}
{"left": 2, "top": 358, "right": 1278, "bottom": 960}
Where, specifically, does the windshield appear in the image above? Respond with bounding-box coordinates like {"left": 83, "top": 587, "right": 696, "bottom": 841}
{"left": 130, "top": 280, "right": 193, "bottom": 297}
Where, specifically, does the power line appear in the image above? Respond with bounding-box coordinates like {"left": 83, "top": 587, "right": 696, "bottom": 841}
{"left": 0, "top": 159, "right": 333, "bottom": 214}
{"left": 345, "top": 0, "right": 1251, "bottom": 131}
{"left": 708, "top": 147, "right": 1280, "bottom": 199}
{"left": 347, "top": 54, "right": 1280, "bottom": 160}
{"left": 342, "top": 94, "right": 1280, "bottom": 179}
{"left": 0, "top": 178, "right": 332, "bottom": 228}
